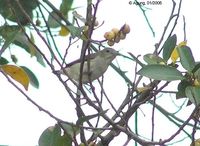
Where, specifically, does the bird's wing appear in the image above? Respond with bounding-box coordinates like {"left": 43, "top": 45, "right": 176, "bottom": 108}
{"left": 65, "top": 52, "right": 97, "bottom": 67}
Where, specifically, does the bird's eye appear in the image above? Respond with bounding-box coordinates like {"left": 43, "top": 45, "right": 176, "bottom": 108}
{"left": 106, "top": 49, "right": 110, "bottom": 53}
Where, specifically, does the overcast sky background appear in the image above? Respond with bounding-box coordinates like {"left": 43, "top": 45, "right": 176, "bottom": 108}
{"left": 0, "top": 0, "right": 200, "bottom": 145}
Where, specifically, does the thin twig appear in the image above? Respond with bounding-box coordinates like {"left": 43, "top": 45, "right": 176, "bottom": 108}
{"left": 0, "top": 70, "right": 69, "bottom": 125}
{"left": 134, "top": 0, "right": 155, "bottom": 37}
{"left": 37, "top": 2, "right": 63, "bottom": 61}
{"left": 183, "top": 15, "right": 187, "bottom": 41}
{"left": 151, "top": 95, "right": 156, "bottom": 141}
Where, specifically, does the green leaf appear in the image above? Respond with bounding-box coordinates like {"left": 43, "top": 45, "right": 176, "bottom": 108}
{"left": 46, "top": 11, "right": 84, "bottom": 38}
{"left": 61, "top": 134, "right": 73, "bottom": 146}
{"left": 0, "top": 36, "right": 15, "bottom": 56}
{"left": 0, "top": 0, "right": 37, "bottom": 25}
{"left": 185, "top": 86, "right": 200, "bottom": 105}
{"left": 0, "top": 25, "right": 45, "bottom": 66}
{"left": 177, "top": 46, "right": 195, "bottom": 72}
{"left": 67, "top": 25, "right": 84, "bottom": 38}
{"left": 20, "top": 66, "right": 39, "bottom": 89}
{"left": 0, "top": 57, "right": 9, "bottom": 65}
{"left": 39, "top": 124, "right": 70, "bottom": 146}
{"left": 176, "top": 80, "right": 191, "bottom": 99}
{"left": 61, "top": 123, "right": 80, "bottom": 138}
{"left": 143, "top": 53, "right": 166, "bottom": 64}
{"left": 192, "top": 62, "right": 200, "bottom": 73}
{"left": 38, "top": 125, "right": 61, "bottom": 146}
{"left": 60, "top": 0, "right": 74, "bottom": 17}
{"left": 0, "top": 25, "right": 21, "bottom": 56}
{"left": 162, "top": 34, "right": 177, "bottom": 61}
{"left": 138, "top": 64, "right": 185, "bottom": 81}
{"left": 35, "top": 50, "right": 46, "bottom": 67}
{"left": 47, "top": 11, "right": 62, "bottom": 28}
{"left": 13, "top": 40, "right": 46, "bottom": 67}
{"left": 0, "top": 25, "right": 21, "bottom": 39}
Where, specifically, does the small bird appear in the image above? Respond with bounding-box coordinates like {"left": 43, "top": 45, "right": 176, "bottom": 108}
{"left": 57, "top": 47, "right": 119, "bottom": 84}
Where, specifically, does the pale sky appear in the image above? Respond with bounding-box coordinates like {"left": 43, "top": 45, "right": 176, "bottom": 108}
{"left": 0, "top": 0, "right": 200, "bottom": 145}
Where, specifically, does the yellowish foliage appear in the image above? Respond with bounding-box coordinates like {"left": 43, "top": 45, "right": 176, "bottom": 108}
{"left": 171, "top": 41, "right": 187, "bottom": 63}
{"left": 171, "top": 48, "right": 179, "bottom": 63}
{"left": 178, "top": 40, "right": 187, "bottom": 47}
{"left": 59, "top": 26, "right": 70, "bottom": 36}
{"left": 1, "top": 65, "right": 30, "bottom": 90}
{"left": 194, "top": 79, "right": 200, "bottom": 86}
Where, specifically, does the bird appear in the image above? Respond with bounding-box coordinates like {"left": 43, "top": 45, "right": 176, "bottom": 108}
{"left": 56, "top": 47, "right": 119, "bottom": 84}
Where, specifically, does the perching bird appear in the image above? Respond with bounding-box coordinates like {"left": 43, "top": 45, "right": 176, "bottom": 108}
{"left": 57, "top": 47, "right": 119, "bottom": 84}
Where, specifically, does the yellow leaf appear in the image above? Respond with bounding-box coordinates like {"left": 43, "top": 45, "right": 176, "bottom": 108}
{"left": 171, "top": 48, "right": 179, "bottom": 63}
{"left": 178, "top": 40, "right": 187, "bottom": 47}
{"left": 171, "top": 41, "right": 187, "bottom": 63}
{"left": 1, "top": 65, "right": 30, "bottom": 90}
{"left": 194, "top": 79, "right": 200, "bottom": 86}
{"left": 59, "top": 26, "right": 70, "bottom": 36}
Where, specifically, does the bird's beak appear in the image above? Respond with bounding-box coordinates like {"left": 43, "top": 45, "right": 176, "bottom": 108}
{"left": 117, "top": 51, "right": 122, "bottom": 56}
